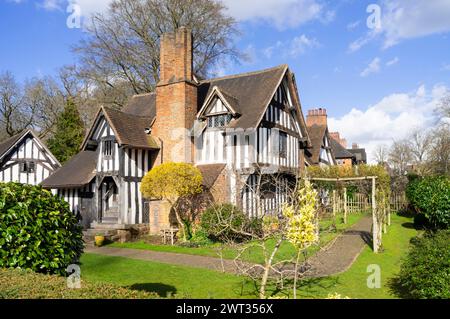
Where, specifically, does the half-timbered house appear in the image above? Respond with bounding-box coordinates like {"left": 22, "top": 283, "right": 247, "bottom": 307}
{"left": 0, "top": 130, "right": 60, "bottom": 185}
{"left": 305, "top": 108, "right": 337, "bottom": 167}
{"left": 42, "top": 27, "right": 313, "bottom": 233}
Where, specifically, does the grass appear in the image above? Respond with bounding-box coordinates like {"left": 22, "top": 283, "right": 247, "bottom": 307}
{"left": 0, "top": 267, "right": 159, "bottom": 299}
{"left": 0, "top": 212, "right": 419, "bottom": 299}
{"left": 80, "top": 253, "right": 256, "bottom": 299}
{"left": 295, "top": 213, "right": 421, "bottom": 299}
{"left": 109, "top": 212, "right": 365, "bottom": 265}
{"left": 78, "top": 212, "right": 418, "bottom": 299}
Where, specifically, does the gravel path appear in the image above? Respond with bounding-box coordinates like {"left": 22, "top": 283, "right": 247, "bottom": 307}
{"left": 305, "top": 215, "right": 372, "bottom": 277}
{"left": 85, "top": 215, "right": 373, "bottom": 277}
{"left": 85, "top": 245, "right": 240, "bottom": 273}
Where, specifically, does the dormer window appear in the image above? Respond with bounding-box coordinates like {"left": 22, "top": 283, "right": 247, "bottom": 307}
{"left": 207, "top": 114, "right": 232, "bottom": 128}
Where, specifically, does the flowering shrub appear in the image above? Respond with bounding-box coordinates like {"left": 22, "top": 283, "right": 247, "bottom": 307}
{"left": 283, "top": 181, "right": 319, "bottom": 250}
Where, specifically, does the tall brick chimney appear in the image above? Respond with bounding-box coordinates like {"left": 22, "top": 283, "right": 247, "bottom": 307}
{"left": 153, "top": 27, "right": 198, "bottom": 163}
{"left": 306, "top": 108, "right": 328, "bottom": 127}
{"left": 330, "top": 132, "right": 348, "bottom": 148}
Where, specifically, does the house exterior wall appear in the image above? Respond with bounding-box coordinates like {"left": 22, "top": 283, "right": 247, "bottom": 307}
{"left": 0, "top": 134, "right": 59, "bottom": 185}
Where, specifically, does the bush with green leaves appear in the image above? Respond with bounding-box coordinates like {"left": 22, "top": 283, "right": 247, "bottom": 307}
{"left": 200, "top": 203, "right": 262, "bottom": 242}
{"left": 406, "top": 176, "right": 450, "bottom": 229}
{"left": 0, "top": 183, "right": 84, "bottom": 275}
{"left": 393, "top": 230, "right": 450, "bottom": 299}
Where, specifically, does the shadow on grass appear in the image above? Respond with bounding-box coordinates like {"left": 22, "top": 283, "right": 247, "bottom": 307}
{"left": 401, "top": 222, "right": 416, "bottom": 229}
{"left": 128, "top": 283, "right": 177, "bottom": 298}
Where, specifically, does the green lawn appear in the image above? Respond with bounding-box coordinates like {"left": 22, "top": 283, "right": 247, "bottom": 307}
{"left": 296, "top": 213, "right": 420, "bottom": 299}
{"left": 80, "top": 253, "right": 255, "bottom": 298}
{"left": 109, "top": 212, "right": 365, "bottom": 265}
{"left": 81, "top": 212, "right": 419, "bottom": 299}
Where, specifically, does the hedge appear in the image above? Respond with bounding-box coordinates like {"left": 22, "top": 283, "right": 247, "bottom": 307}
{"left": 406, "top": 176, "right": 450, "bottom": 229}
{"left": 0, "top": 268, "right": 158, "bottom": 299}
{"left": 393, "top": 230, "right": 450, "bottom": 299}
{"left": 0, "top": 183, "right": 84, "bottom": 275}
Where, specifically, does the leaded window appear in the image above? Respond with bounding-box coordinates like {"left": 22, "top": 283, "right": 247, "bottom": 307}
{"left": 207, "top": 114, "right": 232, "bottom": 128}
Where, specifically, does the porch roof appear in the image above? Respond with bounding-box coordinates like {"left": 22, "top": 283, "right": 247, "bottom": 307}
{"left": 41, "top": 150, "right": 97, "bottom": 189}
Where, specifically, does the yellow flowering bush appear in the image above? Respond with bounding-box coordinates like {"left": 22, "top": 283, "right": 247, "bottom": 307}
{"left": 283, "top": 181, "right": 319, "bottom": 250}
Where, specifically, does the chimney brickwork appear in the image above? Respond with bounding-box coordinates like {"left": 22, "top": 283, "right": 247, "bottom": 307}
{"left": 306, "top": 108, "right": 328, "bottom": 127}
{"left": 153, "top": 27, "right": 197, "bottom": 163}
{"left": 330, "top": 132, "right": 348, "bottom": 148}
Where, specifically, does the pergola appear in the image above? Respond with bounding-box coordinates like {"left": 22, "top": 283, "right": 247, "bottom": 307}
{"left": 306, "top": 176, "right": 387, "bottom": 253}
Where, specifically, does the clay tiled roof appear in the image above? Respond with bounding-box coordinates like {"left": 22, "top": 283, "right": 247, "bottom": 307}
{"left": 198, "top": 65, "right": 288, "bottom": 129}
{"left": 123, "top": 64, "right": 311, "bottom": 146}
{"left": 330, "top": 138, "right": 354, "bottom": 159}
{"left": 41, "top": 151, "right": 97, "bottom": 188}
{"left": 0, "top": 131, "right": 28, "bottom": 160}
{"left": 196, "top": 164, "right": 226, "bottom": 189}
{"left": 103, "top": 107, "right": 159, "bottom": 150}
{"left": 122, "top": 93, "right": 156, "bottom": 118}
{"left": 306, "top": 124, "right": 327, "bottom": 164}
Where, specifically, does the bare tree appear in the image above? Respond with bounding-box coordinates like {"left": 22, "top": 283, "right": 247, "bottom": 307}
{"left": 388, "top": 139, "right": 413, "bottom": 175}
{"left": 0, "top": 71, "right": 66, "bottom": 141}
{"left": 24, "top": 77, "right": 66, "bottom": 139}
{"left": 436, "top": 93, "right": 450, "bottom": 120}
{"left": 428, "top": 124, "right": 450, "bottom": 175}
{"left": 373, "top": 144, "right": 389, "bottom": 165}
{"left": 72, "top": 0, "right": 242, "bottom": 108}
{"left": 0, "top": 71, "right": 33, "bottom": 138}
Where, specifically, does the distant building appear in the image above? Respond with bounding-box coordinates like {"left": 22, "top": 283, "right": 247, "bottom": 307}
{"left": 0, "top": 130, "right": 60, "bottom": 185}
{"left": 348, "top": 143, "right": 367, "bottom": 164}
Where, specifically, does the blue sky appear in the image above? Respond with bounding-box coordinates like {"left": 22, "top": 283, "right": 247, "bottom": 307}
{"left": 1, "top": 0, "right": 450, "bottom": 160}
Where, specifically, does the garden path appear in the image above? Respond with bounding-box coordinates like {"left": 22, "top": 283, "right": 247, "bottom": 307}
{"left": 85, "top": 216, "right": 373, "bottom": 277}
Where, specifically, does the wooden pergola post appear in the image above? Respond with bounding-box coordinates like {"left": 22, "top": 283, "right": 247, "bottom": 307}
{"left": 343, "top": 187, "right": 348, "bottom": 224}
{"left": 307, "top": 176, "right": 382, "bottom": 253}
{"left": 371, "top": 177, "right": 379, "bottom": 253}
{"left": 332, "top": 189, "right": 336, "bottom": 217}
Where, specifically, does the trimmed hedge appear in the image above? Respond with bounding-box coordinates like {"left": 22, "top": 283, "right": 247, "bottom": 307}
{"left": 0, "top": 268, "right": 158, "bottom": 299}
{"left": 393, "top": 230, "right": 450, "bottom": 299}
{"left": 406, "top": 176, "right": 450, "bottom": 229}
{"left": 0, "top": 183, "right": 84, "bottom": 275}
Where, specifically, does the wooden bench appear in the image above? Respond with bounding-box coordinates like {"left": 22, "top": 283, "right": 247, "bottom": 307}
{"left": 160, "top": 228, "right": 179, "bottom": 245}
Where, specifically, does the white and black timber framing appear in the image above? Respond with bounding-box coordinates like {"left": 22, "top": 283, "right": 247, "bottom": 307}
{"left": 0, "top": 130, "right": 60, "bottom": 185}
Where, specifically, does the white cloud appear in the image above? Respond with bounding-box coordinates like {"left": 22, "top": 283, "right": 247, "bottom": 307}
{"left": 360, "top": 57, "right": 381, "bottom": 77}
{"left": 347, "top": 20, "right": 361, "bottom": 31}
{"left": 349, "top": 0, "right": 450, "bottom": 51}
{"left": 223, "top": 0, "right": 326, "bottom": 30}
{"left": 68, "top": 0, "right": 111, "bottom": 18}
{"left": 386, "top": 57, "right": 399, "bottom": 66}
{"left": 263, "top": 35, "right": 319, "bottom": 59}
{"left": 380, "top": 0, "right": 450, "bottom": 48}
{"left": 40, "top": 0, "right": 63, "bottom": 11}
{"left": 288, "top": 34, "right": 320, "bottom": 57}
{"left": 328, "top": 84, "right": 449, "bottom": 163}
{"left": 442, "top": 63, "right": 450, "bottom": 71}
